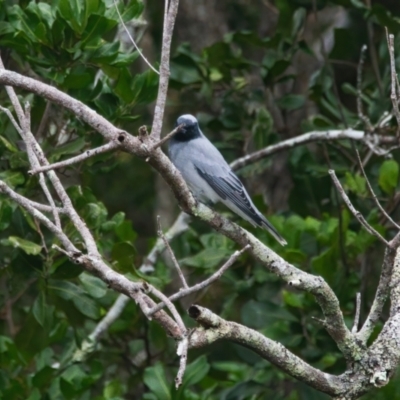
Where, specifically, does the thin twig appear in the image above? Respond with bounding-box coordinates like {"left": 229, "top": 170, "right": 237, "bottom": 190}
{"left": 356, "top": 150, "right": 400, "bottom": 230}
{"left": 357, "top": 45, "right": 373, "bottom": 131}
{"left": 0, "top": 105, "right": 23, "bottom": 135}
{"left": 145, "top": 283, "right": 186, "bottom": 334}
{"left": 148, "top": 244, "right": 251, "bottom": 315}
{"left": 352, "top": 292, "right": 361, "bottom": 334}
{"left": 36, "top": 101, "right": 51, "bottom": 140}
{"left": 151, "top": 124, "right": 182, "bottom": 151}
{"left": 141, "top": 212, "right": 190, "bottom": 273}
{"left": 24, "top": 102, "right": 61, "bottom": 229}
{"left": 29, "top": 141, "right": 120, "bottom": 175}
{"left": 386, "top": 30, "right": 400, "bottom": 133}
{"left": 357, "top": 246, "right": 396, "bottom": 343}
{"left": 157, "top": 215, "right": 189, "bottom": 289}
{"left": 329, "top": 169, "right": 390, "bottom": 247}
{"left": 113, "top": 0, "right": 159, "bottom": 74}
{"left": 0, "top": 180, "right": 76, "bottom": 252}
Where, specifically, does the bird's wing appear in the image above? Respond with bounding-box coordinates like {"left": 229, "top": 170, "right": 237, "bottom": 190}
{"left": 194, "top": 161, "right": 261, "bottom": 223}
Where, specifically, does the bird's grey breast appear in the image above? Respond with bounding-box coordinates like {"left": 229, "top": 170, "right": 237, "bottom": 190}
{"left": 169, "top": 137, "right": 228, "bottom": 203}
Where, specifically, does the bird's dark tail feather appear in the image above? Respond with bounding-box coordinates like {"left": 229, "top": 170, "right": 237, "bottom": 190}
{"left": 259, "top": 216, "right": 287, "bottom": 246}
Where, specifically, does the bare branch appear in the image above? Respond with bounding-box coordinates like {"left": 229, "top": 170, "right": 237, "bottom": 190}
{"left": 141, "top": 212, "right": 190, "bottom": 273}
{"left": 356, "top": 150, "right": 400, "bottom": 230}
{"left": 352, "top": 292, "right": 361, "bottom": 334}
{"left": 73, "top": 212, "right": 191, "bottom": 362}
{"left": 0, "top": 74, "right": 61, "bottom": 228}
{"left": 386, "top": 30, "right": 400, "bottom": 132}
{"left": 28, "top": 201, "right": 66, "bottom": 214}
{"left": 0, "top": 105, "right": 23, "bottom": 135}
{"left": 187, "top": 305, "right": 344, "bottom": 396}
{"left": 0, "top": 180, "right": 75, "bottom": 253}
{"left": 29, "top": 140, "right": 120, "bottom": 175}
{"left": 357, "top": 247, "right": 396, "bottom": 343}
{"left": 148, "top": 244, "right": 251, "bottom": 315}
{"left": 230, "top": 130, "right": 397, "bottom": 171}
{"left": 144, "top": 282, "right": 186, "bottom": 335}
{"left": 329, "top": 169, "right": 390, "bottom": 247}
{"left": 157, "top": 215, "right": 189, "bottom": 289}
{"left": 151, "top": 0, "right": 179, "bottom": 140}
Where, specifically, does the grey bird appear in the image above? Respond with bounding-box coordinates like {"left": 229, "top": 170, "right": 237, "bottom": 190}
{"left": 169, "top": 114, "right": 287, "bottom": 246}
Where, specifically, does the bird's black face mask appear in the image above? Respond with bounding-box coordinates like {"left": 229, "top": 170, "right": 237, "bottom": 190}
{"left": 173, "top": 118, "right": 201, "bottom": 142}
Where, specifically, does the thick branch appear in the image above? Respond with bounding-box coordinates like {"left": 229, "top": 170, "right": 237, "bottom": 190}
{"left": 188, "top": 305, "right": 345, "bottom": 396}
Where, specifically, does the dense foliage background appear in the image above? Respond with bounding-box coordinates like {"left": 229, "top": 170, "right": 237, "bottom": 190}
{"left": 1, "top": 0, "right": 400, "bottom": 398}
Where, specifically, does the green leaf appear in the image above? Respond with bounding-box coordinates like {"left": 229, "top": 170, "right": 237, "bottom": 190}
{"left": 0, "top": 135, "right": 18, "bottom": 152}
{"left": 79, "top": 272, "right": 107, "bottom": 298}
{"left": 345, "top": 172, "right": 366, "bottom": 195}
{"left": 181, "top": 248, "right": 231, "bottom": 269}
{"left": 3, "top": 236, "right": 42, "bottom": 255}
{"left": 33, "top": 292, "right": 46, "bottom": 327}
{"left": 0, "top": 171, "right": 25, "bottom": 187}
{"left": 282, "top": 290, "right": 304, "bottom": 308}
{"left": 32, "top": 366, "right": 55, "bottom": 389}
{"left": 49, "top": 280, "right": 100, "bottom": 319}
{"left": 379, "top": 159, "right": 399, "bottom": 194}
{"left": 252, "top": 107, "right": 273, "bottom": 149}
{"left": 51, "top": 137, "right": 86, "bottom": 159}
{"left": 143, "top": 362, "right": 171, "bottom": 400}
{"left": 277, "top": 94, "right": 305, "bottom": 110}
{"left": 179, "top": 356, "right": 209, "bottom": 392}
{"left": 115, "top": 220, "right": 137, "bottom": 242}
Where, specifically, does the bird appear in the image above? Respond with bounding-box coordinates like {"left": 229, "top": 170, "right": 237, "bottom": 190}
{"left": 168, "top": 114, "right": 287, "bottom": 246}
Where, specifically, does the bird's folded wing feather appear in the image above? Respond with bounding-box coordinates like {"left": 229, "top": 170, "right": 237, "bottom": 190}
{"left": 194, "top": 162, "right": 260, "bottom": 220}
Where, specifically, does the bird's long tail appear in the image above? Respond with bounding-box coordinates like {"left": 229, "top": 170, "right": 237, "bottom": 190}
{"left": 259, "top": 215, "right": 287, "bottom": 246}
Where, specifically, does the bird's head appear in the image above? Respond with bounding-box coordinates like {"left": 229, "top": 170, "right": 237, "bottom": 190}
{"left": 173, "top": 114, "right": 201, "bottom": 142}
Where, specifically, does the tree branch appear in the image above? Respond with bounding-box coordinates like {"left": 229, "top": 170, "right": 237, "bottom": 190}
{"left": 230, "top": 130, "right": 397, "bottom": 171}
{"left": 151, "top": 0, "right": 180, "bottom": 140}
{"left": 148, "top": 244, "right": 251, "bottom": 315}
{"left": 329, "top": 169, "right": 390, "bottom": 247}
{"left": 187, "top": 305, "right": 345, "bottom": 396}
{"left": 29, "top": 140, "right": 121, "bottom": 175}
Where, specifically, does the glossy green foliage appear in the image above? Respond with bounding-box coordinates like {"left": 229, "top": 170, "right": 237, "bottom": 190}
{"left": 0, "top": 0, "right": 400, "bottom": 399}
